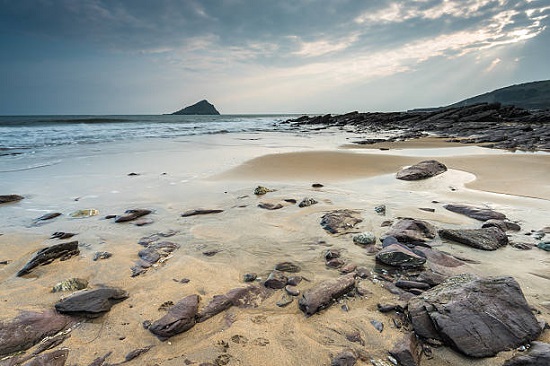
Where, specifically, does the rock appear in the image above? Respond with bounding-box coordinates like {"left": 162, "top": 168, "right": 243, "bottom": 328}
{"left": 376, "top": 244, "right": 426, "bottom": 269}
{"left": 503, "top": 341, "right": 550, "bottom": 366}
{"left": 416, "top": 270, "right": 449, "bottom": 286}
{"left": 171, "top": 99, "right": 220, "bottom": 115}
{"left": 374, "top": 204, "right": 386, "bottom": 215}
{"left": 377, "top": 303, "right": 405, "bottom": 313}
{"left": 0, "top": 194, "right": 24, "bottom": 204}
{"left": 408, "top": 274, "right": 542, "bottom": 357}
{"left": 389, "top": 332, "right": 422, "bottom": 366}
{"left": 324, "top": 249, "right": 341, "bottom": 260}
{"left": 55, "top": 287, "right": 129, "bottom": 318}
{"left": 264, "top": 270, "right": 288, "bottom": 289}
{"left": 138, "top": 247, "right": 161, "bottom": 263}
{"left": 384, "top": 219, "right": 437, "bottom": 244}
{"left": 331, "top": 349, "right": 357, "bottom": 366}
{"left": 149, "top": 295, "right": 199, "bottom": 340}
{"left": 52, "top": 278, "right": 88, "bottom": 293}
{"left": 356, "top": 280, "right": 372, "bottom": 297}
{"left": 137, "top": 230, "right": 178, "bottom": 246}
{"left": 396, "top": 160, "right": 447, "bottom": 180}
{"left": 352, "top": 232, "right": 376, "bottom": 246}
{"left": 254, "top": 186, "right": 275, "bottom": 195}
{"left": 93, "top": 251, "right": 112, "bottom": 261}
{"left": 243, "top": 273, "right": 257, "bottom": 282}
{"left": 225, "top": 285, "right": 272, "bottom": 308}
{"left": 511, "top": 242, "right": 534, "bottom": 250}
{"left": 17, "top": 241, "right": 79, "bottom": 277}
{"left": 395, "top": 279, "right": 430, "bottom": 290}
{"left": 414, "top": 247, "right": 465, "bottom": 268}
{"left": 134, "top": 217, "right": 154, "bottom": 226}
{"left": 298, "top": 274, "right": 355, "bottom": 316}
{"left": 275, "top": 261, "right": 301, "bottom": 273}
{"left": 438, "top": 227, "right": 508, "bottom": 250}
{"left": 68, "top": 209, "right": 99, "bottom": 218}
{"left": 22, "top": 349, "right": 69, "bottom": 366}
{"left": 312, "top": 183, "right": 324, "bottom": 188}
{"left": 50, "top": 232, "right": 76, "bottom": 240}
{"left": 125, "top": 346, "right": 153, "bottom": 362}
{"left": 34, "top": 212, "right": 62, "bottom": 221}
{"left": 482, "top": 219, "right": 521, "bottom": 232}
{"left": 287, "top": 276, "right": 302, "bottom": 286}
{"left": 131, "top": 241, "right": 180, "bottom": 277}
{"left": 326, "top": 258, "right": 345, "bottom": 268}
{"left": 339, "top": 262, "right": 357, "bottom": 274}
{"left": 443, "top": 203, "right": 506, "bottom": 221}
{"left": 258, "top": 202, "right": 283, "bottom": 210}
{"left": 370, "top": 320, "right": 384, "bottom": 332}
{"left": 276, "top": 293, "right": 294, "bottom": 307}
{"left": 285, "top": 285, "right": 300, "bottom": 296}
{"left": 320, "top": 209, "right": 362, "bottom": 234}
{"left": 113, "top": 209, "right": 152, "bottom": 223}
{"left": 537, "top": 242, "right": 550, "bottom": 251}
{"left": 195, "top": 295, "right": 233, "bottom": 323}
{"left": 298, "top": 197, "right": 318, "bottom": 208}
{"left": 0, "top": 310, "right": 73, "bottom": 357}
{"left": 181, "top": 209, "right": 223, "bottom": 217}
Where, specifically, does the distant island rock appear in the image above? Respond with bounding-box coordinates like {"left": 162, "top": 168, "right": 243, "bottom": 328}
{"left": 171, "top": 100, "right": 220, "bottom": 115}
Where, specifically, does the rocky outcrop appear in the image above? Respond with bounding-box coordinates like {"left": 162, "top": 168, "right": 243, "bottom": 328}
{"left": 408, "top": 274, "right": 542, "bottom": 357}
{"left": 171, "top": 100, "right": 220, "bottom": 115}
{"left": 0, "top": 194, "right": 24, "bottom": 204}
{"left": 55, "top": 287, "right": 129, "bottom": 318}
{"left": 443, "top": 204, "right": 507, "bottom": 221}
{"left": 17, "top": 241, "right": 79, "bottom": 277}
{"left": 396, "top": 160, "right": 447, "bottom": 181}
{"left": 438, "top": 227, "right": 508, "bottom": 250}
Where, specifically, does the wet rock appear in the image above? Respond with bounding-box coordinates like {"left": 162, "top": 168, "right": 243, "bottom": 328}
{"left": 131, "top": 241, "right": 180, "bottom": 277}
{"left": 258, "top": 202, "right": 283, "bottom": 210}
{"left": 0, "top": 194, "right": 24, "bottom": 204}
{"left": 416, "top": 270, "right": 449, "bottom": 286}
{"left": 537, "top": 242, "right": 550, "bottom": 251}
{"left": 408, "top": 274, "right": 542, "bottom": 357}
{"left": 396, "top": 160, "right": 447, "bottom": 180}
{"left": 149, "top": 294, "right": 199, "bottom": 340}
{"left": 181, "top": 209, "right": 224, "bottom": 217}
{"left": 93, "top": 251, "right": 112, "bottom": 261}
{"left": 125, "top": 346, "right": 153, "bottom": 362}
{"left": 285, "top": 285, "right": 300, "bottom": 296}
{"left": 511, "top": 242, "right": 534, "bottom": 250}
{"left": 138, "top": 247, "right": 161, "bottom": 263}
{"left": 384, "top": 219, "right": 437, "bottom": 244}
{"left": 34, "top": 212, "right": 62, "bottom": 221}
{"left": 395, "top": 279, "right": 430, "bottom": 290}
{"left": 243, "top": 273, "right": 257, "bottom": 282}
{"left": 298, "top": 197, "right": 318, "bottom": 208}
{"left": 352, "top": 232, "right": 376, "bottom": 246}
{"left": 22, "top": 349, "right": 69, "bottom": 366}
{"left": 321, "top": 209, "right": 362, "bottom": 234}
{"left": 134, "top": 218, "right": 154, "bottom": 226}
{"left": 114, "top": 209, "right": 152, "bottom": 223}
{"left": 264, "top": 270, "right": 288, "bottom": 289}
{"left": 503, "top": 341, "right": 550, "bottom": 366}
{"left": 389, "top": 332, "right": 421, "bottom": 366}
{"left": 52, "top": 278, "right": 88, "bottom": 293}
{"left": 438, "top": 227, "right": 508, "bottom": 250}
{"left": 137, "top": 230, "right": 178, "bottom": 246}
{"left": 275, "top": 261, "right": 301, "bottom": 273}
{"left": 482, "top": 219, "right": 521, "bottom": 232}
{"left": 443, "top": 203, "right": 506, "bottom": 221}
{"left": 254, "top": 186, "right": 275, "bottom": 195}
{"left": 284, "top": 198, "right": 297, "bottom": 204}
{"left": 287, "top": 276, "right": 302, "bottom": 286}
{"left": 324, "top": 249, "right": 341, "bottom": 260}
{"left": 17, "top": 241, "right": 79, "bottom": 277}
{"left": 0, "top": 310, "right": 73, "bottom": 357}
{"left": 298, "top": 273, "right": 356, "bottom": 316}
{"left": 50, "top": 232, "right": 76, "bottom": 240}
{"left": 414, "top": 247, "right": 465, "bottom": 268}
{"left": 331, "top": 349, "right": 357, "bottom": 366}
{"left": 55, "top": 287, "right": 129, "bottom": 318}
{"left": 376, "top": 244, "right": 426, "bottom": 269}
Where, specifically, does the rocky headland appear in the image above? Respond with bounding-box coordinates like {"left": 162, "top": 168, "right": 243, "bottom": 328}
{"left": 171, "top": 99, "right": 220, "bottom": 115}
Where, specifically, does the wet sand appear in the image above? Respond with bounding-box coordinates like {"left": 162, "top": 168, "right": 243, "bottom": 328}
{"left": 0, "top": 133, "right": 549, "bottom": 365}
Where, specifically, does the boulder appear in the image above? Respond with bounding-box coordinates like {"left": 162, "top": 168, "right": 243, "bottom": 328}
{"left": 408, "top": 274, "right": 542, "bottom": 357}
{"left": 384, "top": 219, "right": 437, "bottom": 244}
{"left": 503, "top": 341, "right": 550, "bottom": 366}
{"left": 389, "top": 332, "right": 422, "bottom": 366}
{"left": 55, "top": 287, "right": 129, "bottom": 318}
{"left": 264, "top": 270, "right": 288, "bottom": 289}
{"left": 298, "top": 274, "right": 356, "bottom": 316}
{"left": 17, "top": 241, "right": 79, "bottom": 277}
{"left": 0, "top": 194, "right": 24, "bottom": 204}
{"left": 443, "top": 204, "right": 506, "bottom": 221}
{"left": 320, "top": 210, "right": 362, "bottom": 234}
{"left": 438, "top": 227, "right": 508, "bottom": 250}
{"left": 149, "top": 294, "right": 199, "bottom": 340}
{"left": 396, "top": 160, "right": 447, "bottom": 180}
{"left": 376, "top": 244, "right": 426, "bottom": 269}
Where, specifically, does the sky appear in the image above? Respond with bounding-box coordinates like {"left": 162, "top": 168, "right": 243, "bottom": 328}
{"left": 0, "top": 0, "right": 549, "bottom": 115}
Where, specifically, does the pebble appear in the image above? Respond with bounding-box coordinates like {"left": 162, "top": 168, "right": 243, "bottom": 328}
{"left": 243, "top": 273, "right": 257, "bottom": 282}
{"left": 285, "top": 285, "right": 300, "bottom": 296}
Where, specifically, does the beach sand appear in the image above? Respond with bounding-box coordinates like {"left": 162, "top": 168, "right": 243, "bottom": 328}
{"left": 0, "top": 132, "right": 549, "bottom": 365}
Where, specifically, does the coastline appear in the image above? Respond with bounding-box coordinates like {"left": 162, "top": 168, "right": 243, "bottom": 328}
{"left": 1, "top": 130, "right": 549, "bottom": 365}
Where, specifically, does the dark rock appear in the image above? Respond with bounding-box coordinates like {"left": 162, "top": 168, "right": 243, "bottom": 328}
{"left": 22, "top": 349, "right": 69, "bottom": 366}
{"left": 481, "top": 219, "right": 519, "bottom": 232}
{"left": 17, "top": 241, "right": 79, "bottom": 277}
{"left": 414, "top": 247, "right": 465, "bottom": 268}
{"left": 389, "top": 332, "right": 422, "bottom": 366}
{"left": 298, "top": 274, "right": 355, "bottom": 316}
{"left": 298, "top": 197, "right": 318, "bottom": 208}
{"left": 339, "top": 262, "right": 357, "bottom": 274}
{"left": 149, "top": 294, "right": 199, "bottom": 340}
{"left": 352, "top": 232, "right": 376, "bottom": 246}
{"left": 324, "top": 249, "right": 341, "bottom": 260}
{"left": 331, "top": 349, "right": 357, "bottom": 366}
{"left": 377, "top": 303, "right": 406, "bottom": 313}
{"left": 125, "top": 346, "right": 153, "bottom": 362}
{"left": 114, "top": 209, "right": 152, "bottom": 223}
{"left": 503, "top": 341, "right": 550, "bottom": 366}
{"left": 264, "top": 270, "right": 288, "bottom": 289}
{"left": 374, "top": 204, "right": 386, "bottom": 215}
{"left": 55, "top": 287, "right": 129, "bottom": 318}
{"left": 443, "top": 203, "right": 506, "bottom": 221}
{"left": 538, "top": 242, "right": 550, "bottom": 251}
{"left": 171, "top": 99, "right": 220, "bottom": 115}
{"left": 287, "top": 276, "right": 302, "bottom": 286}
{"left": 438, "top": 227, "right": 508, "bottom": 250}
{"left": 132, "top": 241, "right": 179, "bottom": 276}
{"left": 312, "top": 183, "right": 324, "bottom": 188}
{"left": 284, "top": 198, "right": 297, "bottom": 204}
{"left": 133, "top": 218, "right": 154, "bottom": 226}
{"left": 326, "top": 258, "right": 345, "bottom": 268}
{"left": 0, "top": 194, "right": 24, "bottom": 204}
{"left": 225, "top": 285, "right": 272, "bottom": 308}
{"left": 384, "top": 219, "right": 437, "bottom": 244}
{"left": 511, "top": 242, "right": 534, "bottom": 250}
{"left": 196, "top": 295, "right": 232, "bottom": 323}
{"left": 370, "top": 320, "right": 384, "bottom": 332}
{"left": 181, "top": 209, "right": 224, "bottom": 217}
{"left": 416, "top": 270, "right": 449, "bottom": 286}
{"left": 50, "top": 232, "right": 76, "bottom": 240}
{"left": 419, "top": 207, "right": 435, "bottom": 212}
{"left": 137, "top": 230, "right": 178, "bottom": 246}
{"left": 376, "top": 244, "right": 426, "bottom": 269}
{"left": 254, "top": 186, "right": 275, "bottom": 195}
{"left": 0, "top": 310, "right": 73, "bottom": 357}
{"left": 276, "top": 293, "right": 294, "bottom": 307}
{"left": 396, "top": 160, "right": 447, "bottom": 180}
{"left": 395, "top": 279, "right": 430, "bottom": 290}
{"left": 258, "top": 202, "right": 283, "bottom": 210}
{"left": 320, "top": 209, "right": 362, "bottom": 234}
{"left": 275, "top": 261, "right": 301, "bottom": 273}
{"left": 408, "top": 274, "right": 542, "bottom": 357}
{"left": 35, "top": 212, "right": 62, "bottom": 221}
{"left": 243, "top": 273, "right": 257, "bottom": 282}
{"left": 138, "top": 247, "right": 161, "bottom": 263}
{"left": 86, "top": 351, "right": 112, "bottom": 366}
{"left": 52, "top": 278, "right": 88, "bottom": 293}
{"left": 285, "top": 285, "right": 300, "bottom": 296}
{"left": 93, "top": 251, "right": 112, "bottom": 261}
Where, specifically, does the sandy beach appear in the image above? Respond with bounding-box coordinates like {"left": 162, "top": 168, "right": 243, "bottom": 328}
{"left": 1, "top": 131, "right": 549, "bottom": 366}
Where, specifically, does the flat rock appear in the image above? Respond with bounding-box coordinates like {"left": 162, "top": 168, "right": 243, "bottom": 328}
{"left": 503, "top": 341, "right": 550, "bottom": 366}
{"left": 149, "top": 294, "right": 199, "bottom": 340}
{"left": 396, "top": 160, "right": 447, "bottom": 180}
{"left": 384, "top": 219, "right": 437, "bottom": 244}
{"left": 55, "top": 287, "right": 129, "bottom": 318}
{"left": 22, "top": 349, "right": 70, "bottom": 366}
{"left": 17, "top": 241, "right": 79, "bottom": 277}
{"left": 0, "top": 310, "right": 73, "bottom": 356}
{"left": 320, "top": 209, "right": 362, "bottom": 234}
{"left": 376, "top": 244, "right": 426, "bottom": 269}
{"left": 443, "top": 204, "right": 506, "bottom": 221}
{"left": 258, "top": 202, "right": 283, "bottom": 210}
{"left": 408, "top": 274, "right": 542, "bottom": 358}
{"left": 181, "top": 209, "right": 223, "bottom": 217}
{"left": 298, "top": 273, "right": 355, "bottom": 316}
{"left": 0, "top": 194, "right": 24, "bottom": 204}
{"left": 114, "top": 209, "right": 152, "bottom": 223}
{"left": 439, "top": 227, "right": 508, "bottom": 250}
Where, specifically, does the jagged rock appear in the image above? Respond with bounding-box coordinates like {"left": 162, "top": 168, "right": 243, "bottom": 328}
{"left": 17, "top": 241, "right": 79, "bottom": 277}
{"left": 384, "top": 219, "right": 437, "bottom": 244}
{"left": 298, "top": 274, "right": 356, "bottom": 316}
{"left": 503, "top": 341, "right": 550, "bottom": 366}
{"left": 181, "top": 209, "right": 223, "bottom": 217}
{"left": 438, "top": 227, "right": 508, "bottom": 250}
{"left": 131, "top": 241, "right": 179, "bottom": 277}
{"left": 113, "top": 209, "right": 152, "bottom": 223}
{"left": 298, "top": 197, "right": 318, "bottom": 208}
{"left": 331, "top": 349, "right": 357, "bottom": 366}
{"left": 396, "top": 160, "right": 447, "bottom": 180}
{"left": 320, "top": 209, "right": 362, "bottom": 234}
{"left": 55, "top": 287, "right": 129, "bottom": 318}
{"left": 0, "top": 310, "right": 73, "bottom": 356}
{"left": 443, "top": 204, "right": 506, "bottom": 221}
{"left": 149, "top": 295, "right": 199, "bottom": 340}
{"left": 22, "top": 349, "right": 69, "bottom": 366}
{"left": 264, "top": 270, "right": 288, "bottom": 289}
{"left": 389, "top": 332, "right": 422, "bottom": 366}
{"left": 52, "top": 278, "right": 88, "bottom": 293}
{"left": 408, "top": 274, "right": 542, "bottom": 357}
{"left": 0, "top": 194, "right": 24, "bottom": 204}
{"left": 376, "top": 244, "right": 426, "bottom": 269}
{"left": 352, "top": 232, "right": 376, "bottom": 246}
{"left": 171, "top": 99, "right": 220, "bottom": 115}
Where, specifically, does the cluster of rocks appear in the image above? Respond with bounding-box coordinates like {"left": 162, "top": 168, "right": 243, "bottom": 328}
{"left": 286, "top": 103, "right": 550, "bottom": 151}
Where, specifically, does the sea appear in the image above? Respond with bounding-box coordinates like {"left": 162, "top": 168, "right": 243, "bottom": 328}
{"left": 0, "top": 114, "right": 300, "bottom": 156}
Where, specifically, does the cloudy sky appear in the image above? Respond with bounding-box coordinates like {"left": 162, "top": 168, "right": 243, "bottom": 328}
{"left": 0, "top": 0, "right": 548, "bottom": 115}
